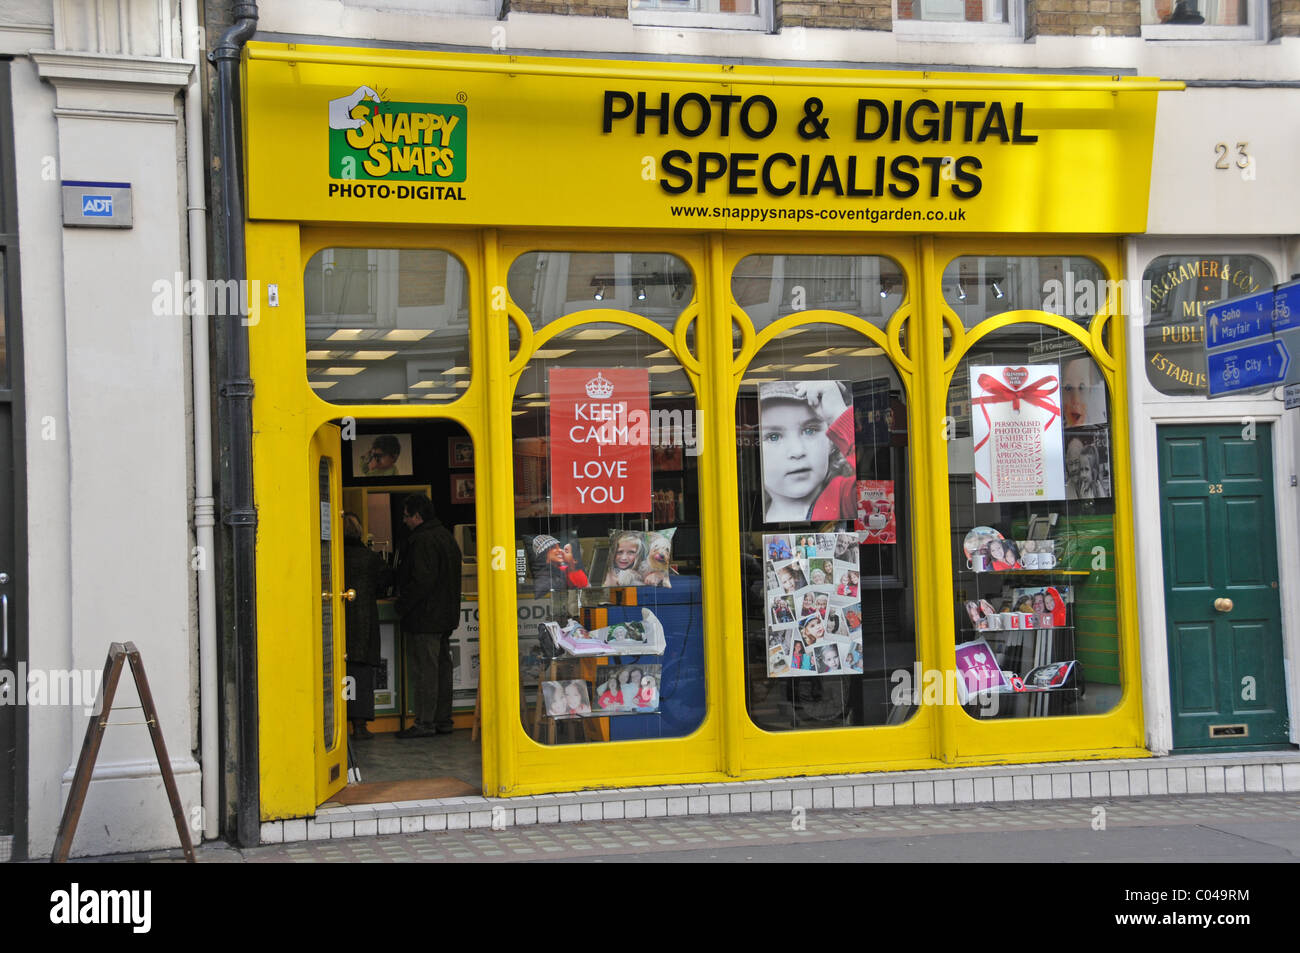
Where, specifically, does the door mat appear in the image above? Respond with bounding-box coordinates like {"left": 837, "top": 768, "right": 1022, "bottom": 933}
{"left": 327, "top": 777, "right": 480, "bottom": 806}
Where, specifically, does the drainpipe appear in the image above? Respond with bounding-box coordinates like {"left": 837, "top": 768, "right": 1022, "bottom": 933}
{"left": 209, "top": 1, "right": 260, "bottom": 848}
{"left": 181, "top": 0, "right": 218, "bottom": 842}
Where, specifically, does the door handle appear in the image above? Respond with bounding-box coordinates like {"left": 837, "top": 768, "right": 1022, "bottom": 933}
{"left": 1214, "top": 597, "right": 1234, "bottom": 613}
{"left": 322, "top": 589, "right": 357, "bottom": 602}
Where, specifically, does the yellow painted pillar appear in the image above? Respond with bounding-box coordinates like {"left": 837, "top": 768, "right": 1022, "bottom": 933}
{"left": 700, "top": 233, "right": 744, "bottom": 777}
{"left": 477, "top": 228, "right": 519, "bottom": 796}
{"left": 916, "top": 236, "right": 959, "bottom": 764}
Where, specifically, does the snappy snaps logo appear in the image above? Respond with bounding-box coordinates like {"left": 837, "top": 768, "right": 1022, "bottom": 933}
{"left": 327, "top": 85, "right": 468, "bottom": 190}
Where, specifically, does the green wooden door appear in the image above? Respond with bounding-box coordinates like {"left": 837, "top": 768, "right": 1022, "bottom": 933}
{"left": 1158, "top": 424, "right": 1289, "bottom": 751}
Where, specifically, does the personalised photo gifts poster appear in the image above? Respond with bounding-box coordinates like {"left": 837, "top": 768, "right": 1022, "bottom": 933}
{"left": 969, "top": 364, "right": 1065, "bottom": 504}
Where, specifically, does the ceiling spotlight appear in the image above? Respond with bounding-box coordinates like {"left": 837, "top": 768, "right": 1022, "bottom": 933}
{"left": 635, "top": 282, "right": 647, "bottom": 301}
{"left": 593, "top": 284, "right": 605, "bottom": 301}
{"left": 956, "top": 282, "right": 967, "bottom": 302}
{"left": 992, "top": 281, "right": 1004, "bottom": 299}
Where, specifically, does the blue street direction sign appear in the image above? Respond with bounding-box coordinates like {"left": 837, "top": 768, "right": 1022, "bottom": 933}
{"left": 1276, "top": 282, "right": 1300, "bottom": 387}
{"left": 1208, "top": 338, "right": 1291, "bottom": 396}
{"left": 1273, "top": 281, "right": 1300, "bottom": 334}
{"left": 1205, "top": 289, "right": 1274, "bottom": 348}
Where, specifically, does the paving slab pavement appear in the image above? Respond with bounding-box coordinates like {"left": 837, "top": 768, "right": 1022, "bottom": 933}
{"left": 70, "top": 791, "right": 1300, "bottom": 863}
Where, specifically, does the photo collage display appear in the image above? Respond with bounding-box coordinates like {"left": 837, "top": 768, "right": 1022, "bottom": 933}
{"left": 764, "top": 532, "right": 864, "bottom": 678}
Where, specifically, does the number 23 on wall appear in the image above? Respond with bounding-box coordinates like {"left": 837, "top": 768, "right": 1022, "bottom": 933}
{"left": 1214, "top": 143, "right": 1250, "bottom": 170}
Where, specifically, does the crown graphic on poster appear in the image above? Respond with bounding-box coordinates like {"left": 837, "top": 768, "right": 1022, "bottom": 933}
{"left": 585, "top": 372, "right": 615, "bottom": 399}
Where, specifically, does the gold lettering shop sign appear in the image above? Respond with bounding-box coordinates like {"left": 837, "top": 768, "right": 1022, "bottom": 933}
{"left": 244, "top": 44, "right": 1162, "bottom": 233}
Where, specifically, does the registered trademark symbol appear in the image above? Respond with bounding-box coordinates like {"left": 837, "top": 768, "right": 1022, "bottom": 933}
{"left": 456, "top": 91, "right": 468, "bottom": 103}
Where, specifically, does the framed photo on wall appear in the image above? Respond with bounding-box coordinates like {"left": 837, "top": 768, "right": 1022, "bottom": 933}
{"left": 448, "top": 436, "right": 475, "bottom": 469}
{"left": 352, "top": 432, "right": 414, "bottom": 479}
{"left": 451, "top": 473, "right": 476, "bottom": 504}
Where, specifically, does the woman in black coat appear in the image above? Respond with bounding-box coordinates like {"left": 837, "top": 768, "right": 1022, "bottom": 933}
{"left": 343, "top": 512, "right": 393, "bottom": 739}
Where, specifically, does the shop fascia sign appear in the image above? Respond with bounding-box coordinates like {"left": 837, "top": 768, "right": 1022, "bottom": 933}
{"left": 244, "top": 44, "right": 1162, "bottom": 234}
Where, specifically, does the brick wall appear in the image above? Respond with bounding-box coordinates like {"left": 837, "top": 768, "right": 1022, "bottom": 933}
{"left": 1034, "top": 0, "right": 1140, "bottom": 36}
{"left": 777, "top": 0, "right": 893, "bottom": 31}
{"left": 511, "top": 0, "right": 627, "bottom": 17}
{"left": 1275, "top": 0, "right": 1300, "bottom": 37}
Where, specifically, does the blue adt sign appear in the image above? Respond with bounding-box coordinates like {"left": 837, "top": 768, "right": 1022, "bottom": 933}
{"left": 61, "top": 180, "right": 132, "bottom": 228}
{"left": 81, "top": 194, "right": 113, "bottom": 217}
{"left": 1208, "top": 339, "right": 1291, "bottom": 396}
{"left": 1205, "top": 289, "right": 1273, "bottom": 348}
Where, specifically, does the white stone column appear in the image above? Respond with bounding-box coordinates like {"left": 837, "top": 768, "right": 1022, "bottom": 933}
{"left": 26, "top": 46, "right": 199, "bottom": 857}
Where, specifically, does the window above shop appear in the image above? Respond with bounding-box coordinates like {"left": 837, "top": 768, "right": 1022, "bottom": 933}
{"left": 629, "top": 0, "right": 773, "bottom": 31}
{"left": 893, "top": 0, "right": 1023, "bottom": 40}
{"left": 1140, "top": 0, "right": 1265, "bottom": 39}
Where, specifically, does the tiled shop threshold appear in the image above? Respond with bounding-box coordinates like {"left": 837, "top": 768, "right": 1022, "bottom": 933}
{"left": 259, "top": 751, "right": 1300, "bottom": 845}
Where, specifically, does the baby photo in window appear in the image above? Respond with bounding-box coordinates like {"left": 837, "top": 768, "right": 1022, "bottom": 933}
{"left": 758, "top": 381, "right": 856, "bottom": 523}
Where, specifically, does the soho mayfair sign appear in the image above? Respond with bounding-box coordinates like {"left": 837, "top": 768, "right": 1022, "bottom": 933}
{"left": 244, "top": 45, "right": 1163, "bottom": 234}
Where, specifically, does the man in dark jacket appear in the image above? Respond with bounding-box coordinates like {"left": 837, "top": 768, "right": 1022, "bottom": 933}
{"left": 395, "top": 494, "right": 462, "bottom": 738}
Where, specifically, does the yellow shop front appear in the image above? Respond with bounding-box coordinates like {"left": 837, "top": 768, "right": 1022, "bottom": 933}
{"left": 240, "top": 42, "right": 1178, "bottom": 821}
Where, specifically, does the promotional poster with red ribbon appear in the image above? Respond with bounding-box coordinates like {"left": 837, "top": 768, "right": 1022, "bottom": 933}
{"left": 549, "top": 368, "right": 652, "bottom": 514}
{"left": 969, "top": 364, "right": 1065, "bottom": 503}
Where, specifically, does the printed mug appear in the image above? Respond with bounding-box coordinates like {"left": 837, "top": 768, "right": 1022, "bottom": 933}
{"left": 966, "top": 554, "right": 991, "bottom": 572}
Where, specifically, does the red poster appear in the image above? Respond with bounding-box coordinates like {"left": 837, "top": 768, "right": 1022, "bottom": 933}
{"left": 853, "top": 479, "right": 896, "bottom": 544}
{"left": 549, "top": 368, "right": 652, "bottom": 514}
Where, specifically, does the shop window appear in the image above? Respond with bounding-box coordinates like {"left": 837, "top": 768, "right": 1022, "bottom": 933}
{"left": 507, "top": 251, "right": 694, "bottom": 330}
{"left": 1141, "top": 0, "right": 1264, "bottom": 39}
{"left": 1142, "top": 254, "right": 1274, "bottom": 396}
{"left": 512, "top": 311, "right": 705, "bottom": 745}
{"left": 304, "top": 247, "right": 470, "bottom": 405}
{"left": 947, "top": 325, "right": 1121, "bottom": 720}
{"left": 630, "top": 0, "right": 770, "bottom": 31}
{"left": 942, "top": 255, "right": 1107, "bottom": 329}
{"left": 342, "top": 0, "right": 503, "bottom": 15}
{"left": 736, "top": 319, "right": 917, "bottom": 731}
{"left": 731, "top": 254, "right": 905, "bottom": 331}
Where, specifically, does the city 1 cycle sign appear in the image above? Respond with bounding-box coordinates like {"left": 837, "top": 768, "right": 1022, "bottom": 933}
{"left": 1205, "top": 281, "right": 1297, "bottom": 397}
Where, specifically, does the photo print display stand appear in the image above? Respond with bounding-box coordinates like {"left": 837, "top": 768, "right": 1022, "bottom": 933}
{"left": 957, "top": 519, "right": 1085, "bottom": 718}
{"left": 531, "top": 608, "right": 669, "bottom": 744}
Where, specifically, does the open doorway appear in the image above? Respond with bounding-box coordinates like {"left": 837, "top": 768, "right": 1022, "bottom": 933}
{"left": 329, "top": 416, "right": 482, "bottom": 803}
